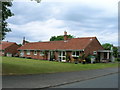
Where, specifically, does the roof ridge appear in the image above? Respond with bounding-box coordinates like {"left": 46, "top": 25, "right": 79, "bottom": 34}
{"left": 73, "top": 37, "right": 96, "bottom": 39}
{"left": 83, "top": 37, "right": 97, "bottom": 49}
{"left": 26, "top": 37, "right": 96, "bottom": 44}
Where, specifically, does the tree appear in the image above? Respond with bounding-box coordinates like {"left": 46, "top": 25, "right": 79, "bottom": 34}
{"left": 102, "top": 43, "right": 113, "bottom": 50}
{"left": 31, "top": 0, "right": 41, "bottom": 3}
{"left": 113, "top": 46, "right": 118, "bottom": 58}
{"left": 50, "top": 35, "right": 74, "bottom": 41}
{"left": 18, "top": 44, "right": 22, "bottom": 46}
{"left": 102, "top": 43, "right": 118, "bottom": 58}
{"left": 0, "top": 0, "right": 41, "bottom": 41}
{"left": 0, "top": 2, "right": 14, "bottom": 40}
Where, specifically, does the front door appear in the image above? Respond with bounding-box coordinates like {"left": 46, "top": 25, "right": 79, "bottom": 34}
{"left": 58, "top": 51, "right": 66, "bottom": 62}
{"left": 49, "top": 51, "right": 54, "bottom": 61}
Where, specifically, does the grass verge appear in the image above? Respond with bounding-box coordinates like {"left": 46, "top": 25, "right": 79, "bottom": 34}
{"left": 2, "top": 56, "right": 118, "bottom": 75}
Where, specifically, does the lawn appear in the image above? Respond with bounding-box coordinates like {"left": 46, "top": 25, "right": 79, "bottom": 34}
{"left": 1, "top": 56, "right": 118, "bottom": 75}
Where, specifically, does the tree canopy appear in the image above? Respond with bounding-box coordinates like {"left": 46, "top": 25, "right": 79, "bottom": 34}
{"left": 102, "top": 43, "right": 118, "bottom": 58}
{"left": 31, "top": 0, "right": 41, "bottom": 3}
{"left": 50, "top": 35, "right": 74, "bottom": 41}
{"left": 0, "top": 2, "right": 14, "bottom": 40}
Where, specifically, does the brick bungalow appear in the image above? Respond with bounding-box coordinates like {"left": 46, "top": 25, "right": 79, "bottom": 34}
{"left": 18, "top": 31, "right": 114, "bottom": 62}
{"left": 0, "top": 41, "right": 20, "bottom": 57}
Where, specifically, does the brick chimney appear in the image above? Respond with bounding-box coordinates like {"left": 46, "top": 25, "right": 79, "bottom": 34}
{"left": 64, "top": 31, "right": 68, "bottom": 41}
{"left": 22, "top": 37, "right": 26, "bottom": 45}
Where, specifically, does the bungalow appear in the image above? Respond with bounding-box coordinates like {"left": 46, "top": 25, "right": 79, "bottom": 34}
{"left": 18, "top": 31, "right": 114, "bottom": 62}
{"left": 0, "top": 41, "right": 20, "bottom": 57}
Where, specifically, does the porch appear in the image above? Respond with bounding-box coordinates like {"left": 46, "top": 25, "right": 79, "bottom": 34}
{"left": 97, "top": 50, "right": 114, "bottom": 63}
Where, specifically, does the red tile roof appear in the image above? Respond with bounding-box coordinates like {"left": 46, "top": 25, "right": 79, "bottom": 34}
{"left": 18, "top": 37, "right": 97, "bottom": 50}
{"left": 0, "top": 41, "right": 16, "bottom": 50}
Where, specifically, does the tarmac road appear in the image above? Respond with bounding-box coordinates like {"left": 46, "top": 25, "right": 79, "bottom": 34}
{"left": 2, "top": 67, "right": 118, "bottom": 88}
{"left": 53, "top": 73, "right": 118, "bottom": 88}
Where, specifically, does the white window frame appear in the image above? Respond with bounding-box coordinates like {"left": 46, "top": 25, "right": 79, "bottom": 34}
{"left": 72, "top": 51, "right": 79, "bottom": 57}
{"left": 93, "top": 51, "right": 97, "bottom": 55}
{"left": 34, "top": 50, "right": 37, "bottom": 55}
{"left": 26, "top": 50, "right": 30, "bottom": 55}
{"left": 40, "top": 51, "right": 44, "bottom": 56}
{"left": 58, "top": 51, "right": 66, "bottom": 62}
{"left": 20, "top": 50, "right": 24, "bottom": 57}
{"left": 2, "top": 50, "right": 4, "bottom": 54}
{"left": 6, "top": 53, "right": 12, "bottom": 57}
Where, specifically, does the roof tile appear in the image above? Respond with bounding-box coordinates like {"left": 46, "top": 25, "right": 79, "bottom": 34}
{"left": 18, "top": 37, "right": 96, "bottom": 50}
{"left": 0, "top": 41, "right": 15, "bottom": 50}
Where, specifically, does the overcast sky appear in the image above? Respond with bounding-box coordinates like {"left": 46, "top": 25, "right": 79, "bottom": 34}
{"left": 4, "top": 0, "right": 119, "bottom": 46}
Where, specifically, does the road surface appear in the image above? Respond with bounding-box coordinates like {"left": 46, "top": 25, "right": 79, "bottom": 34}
{"left": 2, "top": 67, "right": 118, "bottom": 88}
{"left": 53, "top": 73, "right": 118, "bottom": 88}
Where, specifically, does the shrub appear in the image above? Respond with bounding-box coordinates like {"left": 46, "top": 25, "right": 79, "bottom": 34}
{"left": 115, "top": 58, "right": 120, "bottom": 62}
{"left": 85, "top": 55, "right": 91, "bottom": 63}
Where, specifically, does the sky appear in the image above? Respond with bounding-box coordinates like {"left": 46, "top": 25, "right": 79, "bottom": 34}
{"left": 4, "top": 0, "right": 119, "bottom": 46}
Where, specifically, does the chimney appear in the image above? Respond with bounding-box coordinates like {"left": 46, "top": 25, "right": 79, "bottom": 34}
{"left": 64, "top": 31, "right": 68, "bottom": 41}
{"left": 22, "top": 37, "right": 26, "bottom": 45}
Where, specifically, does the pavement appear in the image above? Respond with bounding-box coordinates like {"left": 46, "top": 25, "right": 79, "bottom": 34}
{"left": 2, "top": 67, "right": 118, "bottom": 89}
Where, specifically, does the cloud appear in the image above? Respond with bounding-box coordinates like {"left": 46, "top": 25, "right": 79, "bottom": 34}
{"left": 6, "top": 17, "right": 118, "bottom": 45}
{"left": 6, "top": 18, "right": 67, "bottom": 43}
{"left": 5, "top": 0, "right": 118, "bottom": 46}
{"left": 7, "top": 2, "right": 65, "bottom": 24}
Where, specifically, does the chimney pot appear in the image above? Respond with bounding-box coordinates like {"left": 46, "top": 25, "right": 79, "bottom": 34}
{"left": 64, "top": 31, "right": 68, "bottom": 41}
{"left": 22, "top": 37, "right": 26, "bottom": 45}
{"left": 64, "top": 31, "right": 67, "bottom": 35}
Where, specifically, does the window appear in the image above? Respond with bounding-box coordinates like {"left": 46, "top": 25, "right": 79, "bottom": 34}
{"left": 7, "top": 53, "right": 12, "bottom": 57}
{"left": 59, "top": 52, "right": 62, "bottom": 56}
{"left": 93, "top": 51, "right": 97, "bottom": 55}
{"left": 20, "top": 50, "right": 24, "bottom": 57}
{"left": 72, "top": 51, "right": 75, "bottom": 56}
{"left": 2, "top": 50, "right": 4, "bottom": 54}
{"left": 26, "top": 50, "right": 30, "bottom": 55}
{"left": 34, "top": 50, "right": 37, "bottom": 55}
{"left": 58, "top": 51, "right": 66, "bottom": 61}
{"left": 72, "top": 51, "right": 79, "bottom": 57}
{"left": 76, "top": 51, "right": 79, "bottom": 56}
{"left": 40, "top": 51, "right": 44, "bottom": 56}
{"left": 63, "top": 51, "right": 66, "bottom": 56}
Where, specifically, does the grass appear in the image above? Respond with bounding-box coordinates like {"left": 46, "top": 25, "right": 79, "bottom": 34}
{"left": 1, "top": 56, "right": 118, "bottom": 75}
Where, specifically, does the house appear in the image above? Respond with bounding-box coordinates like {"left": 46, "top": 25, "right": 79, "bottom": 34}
{"left": 0, "top": 41, "right": 20, "bottom": 57}
{"left": 18, "top": 31, "right": 114, "bottom": 62}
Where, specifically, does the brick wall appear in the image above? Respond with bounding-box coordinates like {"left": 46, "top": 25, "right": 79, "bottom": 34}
{"left": 19, "top": 50, "right": 48, "bottom": 60}
{"left": 84, "top": 38, "right": 104, "bottom": 56}
{"left": 4, "top": 43, "right": 20, "bottom": 56}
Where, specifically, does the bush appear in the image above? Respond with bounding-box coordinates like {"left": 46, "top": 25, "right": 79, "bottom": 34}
{"left": 115, "top": 58, "right": 120, "bottom": 62}
{"left": 85, "top": 55, "right": 91, "bottom": 63}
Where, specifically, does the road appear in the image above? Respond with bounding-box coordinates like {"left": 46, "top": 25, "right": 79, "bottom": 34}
{"left": 2, "top": 67, "right": 118, "bottom": 88}
{"left": 53, "top": 73, "right": 118, "bottom": 88}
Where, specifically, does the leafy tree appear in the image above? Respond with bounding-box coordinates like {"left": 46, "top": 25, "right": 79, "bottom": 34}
{"left": 18, "top": 44, "right": 22, "bottom": 46}
{"left": 0, "top": 2, "right": 14, "bottom": 40}
{"left": 25, "top": 40, "right": 29, "bottom": 43}
{"left": 50, "top": 35, "right": 74, "bottom": 41}
{"left": 31, "top": 0, "right": 41, "bottom": 3}
{"left": 113, "top": 46, "right": 118, "bottom": 58}
{"left": 102, "top": 43, "right": 113, "bottom": 50}
{"left": 102, "top": 43, "right": 118, "bottom": 58}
